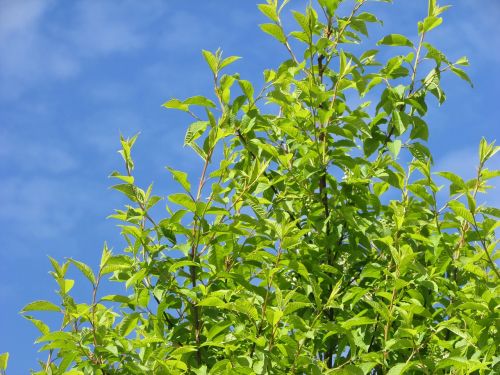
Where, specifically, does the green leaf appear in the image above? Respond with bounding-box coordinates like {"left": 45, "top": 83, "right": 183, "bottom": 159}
{"left": 164, "top": 360, "right": 188, "bottom": 371}
{"left": 455, "top": 56, "right": 469, "bottom": 66}
{"left": 450, "top": 66, "right": 473, "bottom": 87}
{"left": 162, "top": 98, "right": 189, "bottom": 112}
{"left": 166, "top": 167, "right": 191, "bottom": 192}
{"left": 258, "top": 4, "right": 279, "bottom": 22}
{"left": 119, "top": 313, "right": 140, "bottom": 337}
{"left": 448, "top": 201, "right": 475, "bottom": 223}
{"left": 357, "top": 12, "right": 380, "bottom": 23}
{"left": 125, "top": 268, "right": 147, "bottom": 289}
{"left": 24, "top": 316, "right": 50, "bottom": 335}
{"left": 435, "top": 171, "right": 465, "bottom": 187}
{"left": 219, "top": 55, "right": 241, "bottom": 70}
{"left": 184, "top": 96, "right": 216, "bottom": 108}
{"left": 238, "top": 79, "right": 254, "bottom": 100}
{"left": 378, "top": 34, "right": 414, "bottom": 47}
{"left": 168, "top": 260, "right": 200, "bottom": 273}
{"left": 69, "top": 259, "right": 96, "bottom": 285}
{"left": 158, "top": 219, "right": 176, "bottom": 244}
{"left": 419, "top": 16, "right": 442, "bottom": 33}
{"left": 392, "top": 110, "right": 406, "bottom": 135}
{"left": 259, "top": 23, "right": 287, "bottom": 43}
{"left": 428, "top": 0, "right": 436, "bottom": 16}
{"left": 101, "top": 294, "right": 131, "bottom": 304}
{"left": 387, "top": 362, "right": 413, "bottom": 375}
{"left": 364, "top": 138, "right": 379, "bottom": 157}
{"left": 202, "top": 50, "right": 219, "bottom": 75}
{"left": 481, "top": 206, "right": 500, "bottom": 218}
{"left": 387, "top": 140, "right": 402, "bottom": 158}
{"left": 36, "top": 331, "right": 74, "bottom": 344}
{"left": 331, "top": 365, "right": 363, "bottom": 375}
{"left": 189, "top": 141, "right": 207, "bottom": 161}
{"left": 229, "top": 300, "right": 258, "bottom": 321}
{"left": 206, "top": 323, "right": 232, "bottom": 341}
{"left": 318, "top": 0, "right": 340, "bottom": 17}
{"left": 112, "top": 183, "right": 140, "bottom": 202}
{"left": 291, "top": 11, "right": 309, "bottom": 34}
{"left": 22, "top": 300, "right": 60, "bottom": 313}
{"left": 100, "top": 243, "right": 112, "bottom": 269}
{"left": 48, "top": 256, "right": 65, "bottom": 278}
{"left": 341, "top": 316, "right": 376, "bottom": 330}
{"left": 408, "top": 142, "right": 431, "bottom": 163}
{"left": 436, "top": 357, "right": 487, "bottom": 371}
{"left": 283, "top": 302, "right": 311, "bottom": 315}
{"left": 0, "top": 352, "right": 9, "bottom": 371}
{"left": 168, "top": 193, "right": 196, "bottom": 212}
{"left": 198, "top": 296, "right": 226, "bottom": 307}
{"left": 209, "top": 360, "right": 231, "bottom": 374}
{"left": 101, "top": 255, "right": 132, "bottom": 275}
{"left": 184, "top": 121, "right": 209, "bottom": 146}
{"left": 410, "top": 117, "right": 429, "bottom": 140}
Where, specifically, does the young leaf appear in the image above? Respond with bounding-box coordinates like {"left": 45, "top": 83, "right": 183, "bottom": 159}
{"left": 162, "top": 98, "right": 190, "bottom": 112}
{"left": 259, "top": 23, "right": 287, "bottom": 43}
{"left": 184, "top": 96, "right": 216, "bottom": 108}
{"left": 68, "top": 259, "right": 96, "bottom": 285}
{"left": 119, "top": 313, "right": 140, "bottom": 337}
{"left": 388, "top": 140, "right": 402, "bottom": 158}
{"left": 258, "top": 3, "right": 279, "bottom": 22}
{"left": 378, "top": 34, "right": 414, "bottom": 47}
{"left": 168, "top": 193, "right": 196, "bottom": 212}
{"left": 166, "top": 167, "right": 192, "bottom": 192}
{"left": 21, "top": 300, "right": 61, "bottom": 313}
{"left": 419, "top": 16, "right": 442, "bottom": 33}
{"left": 202, "top": 49, "right": 219, "bottom": 75}
{"left": 387, "top": 362, "right": 413, "bottom": 375}
{"left": 450, "top": 66, "right": 473, "bottom": 87}
{"left": 0, "top": 353, "right": 8, "bottom": 371}
{"left": 219, "top": 55, "right": 241, "bottom": 70}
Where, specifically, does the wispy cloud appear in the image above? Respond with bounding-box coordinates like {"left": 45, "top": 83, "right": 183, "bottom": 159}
{"left": 0, "top": 0, "right": 168, "bottom": 100}
{"left": 62, "top": 0, "right": 168, "bottom": 56}
{"left": 0, "top": 132, "right": 78, "bottom": 174}
{"left": 0, "top": 0, "right": 48, "bottom": 39}
{"left": 0, "top": 0, "right": 79, "bottom": 99}
{"left": 0, "top": 132, "right": 81, "bottom": 246}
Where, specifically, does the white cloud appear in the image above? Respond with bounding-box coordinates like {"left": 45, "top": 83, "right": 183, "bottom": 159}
{"left": 0, "top": 0, "right": 168, "bottom": 100}
{"left": 62, "top": 0, "right": 168, "bottom": 56}
{"left": 0, "top": 176, "right": 82, "bottom": 238}
{"left": 159, "top": 10, "right": 224, "bottom": 50}
{"left": 0, "top": 0, "right": 48, "bottom": 40}
{"left": 0, "top": 132, "right": 78, "bottom": 174}
{"left": 0, "top": 0, "right": 79, "bottom": 99}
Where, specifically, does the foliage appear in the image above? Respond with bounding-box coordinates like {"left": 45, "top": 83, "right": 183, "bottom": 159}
{"left": 20, "top": 0, "right": 499, "bottom": 374}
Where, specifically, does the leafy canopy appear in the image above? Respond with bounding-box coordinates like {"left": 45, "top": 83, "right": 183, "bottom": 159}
{"left": 17, "top": 0, "right": 499, "bottom": 374}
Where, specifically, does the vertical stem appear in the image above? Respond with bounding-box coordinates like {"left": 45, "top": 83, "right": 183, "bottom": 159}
{"left": 249, "top": 243, "right": 283, "bottom": 358}
{"left": 190, "top": 151, "right": 212, "bottom": 366}
{"left": 316, "top": 1, "right": 367, "bottom": 366}
{"left": 91, "top": 274, "right": 101, "bottom": 354}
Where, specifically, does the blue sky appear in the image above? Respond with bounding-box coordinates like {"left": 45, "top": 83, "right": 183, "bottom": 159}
{"left": 0, "top": 0, "right": 499, "bottom": 372}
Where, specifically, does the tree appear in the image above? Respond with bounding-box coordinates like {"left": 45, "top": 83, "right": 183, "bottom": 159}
{"left": 16, "top": 0, "right": 499, "bottom": 374}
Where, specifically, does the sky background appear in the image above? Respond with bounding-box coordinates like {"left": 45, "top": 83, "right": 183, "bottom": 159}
{"left": 0, "top": 0, "right": 499, "bottom": 373}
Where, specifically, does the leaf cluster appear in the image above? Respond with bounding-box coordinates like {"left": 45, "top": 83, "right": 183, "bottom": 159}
{"left": 18, "top": 1, "right": 499, "bottom": 374}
